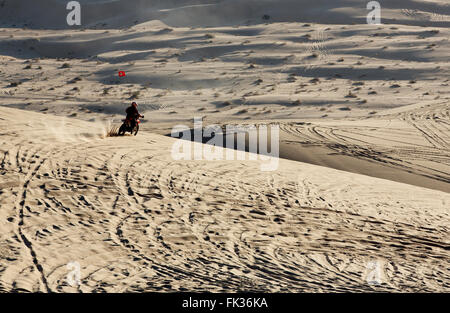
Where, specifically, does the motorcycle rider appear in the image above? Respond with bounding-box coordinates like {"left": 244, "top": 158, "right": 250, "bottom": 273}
{"left": 125, "top": 102, "right": 143, "bottom": 128}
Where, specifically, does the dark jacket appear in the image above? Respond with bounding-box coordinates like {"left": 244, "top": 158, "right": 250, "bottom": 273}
{"left": 126, "top": 105, "right": 140, "bottom": 120}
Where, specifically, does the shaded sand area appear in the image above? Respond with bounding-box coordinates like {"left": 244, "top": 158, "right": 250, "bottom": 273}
{"left": 0, "top": 106, "right": 448, "bottom": 292}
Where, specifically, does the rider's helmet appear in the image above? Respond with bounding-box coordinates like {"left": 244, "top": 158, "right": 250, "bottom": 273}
{"left": 132, "top": 102, "right": 138, "bottom": 107}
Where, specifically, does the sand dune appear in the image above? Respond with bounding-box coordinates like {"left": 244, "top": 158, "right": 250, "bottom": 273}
{"left": 1, "top": 0, "right": 449, "bottom": 29}
{"left": 0, "top": 106, "right": 448, "bottom": 292}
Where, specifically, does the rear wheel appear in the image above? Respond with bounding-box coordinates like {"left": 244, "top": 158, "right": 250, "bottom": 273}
{"left": 118, "top": 124, "right": 126, "bottom": 136}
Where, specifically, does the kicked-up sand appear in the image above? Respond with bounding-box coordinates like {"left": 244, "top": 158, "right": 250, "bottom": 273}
{"left": 0, "top": 0, "right": 449, "bottom": 292}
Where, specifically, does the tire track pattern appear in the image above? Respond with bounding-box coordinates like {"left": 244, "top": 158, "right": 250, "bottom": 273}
{"left": 0, "top": 107, "right": 449, "bottom": 292}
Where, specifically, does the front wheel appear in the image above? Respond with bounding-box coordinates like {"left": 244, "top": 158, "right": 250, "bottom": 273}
{"left": 134, "top": 124, "right": 139, "bottom": 136}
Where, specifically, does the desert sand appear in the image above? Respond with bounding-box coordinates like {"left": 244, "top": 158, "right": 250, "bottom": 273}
{"left": 0, "top": 0, "right": 449, "bottom": 292}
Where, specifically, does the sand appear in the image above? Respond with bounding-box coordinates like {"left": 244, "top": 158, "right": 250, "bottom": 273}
{"left": 0, "top": 0, "right": 449, "bottom": 292}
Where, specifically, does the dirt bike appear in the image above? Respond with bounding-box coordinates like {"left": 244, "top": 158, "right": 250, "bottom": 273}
{"left": 118, "top": 115, "right": 144, "bottom": 136}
